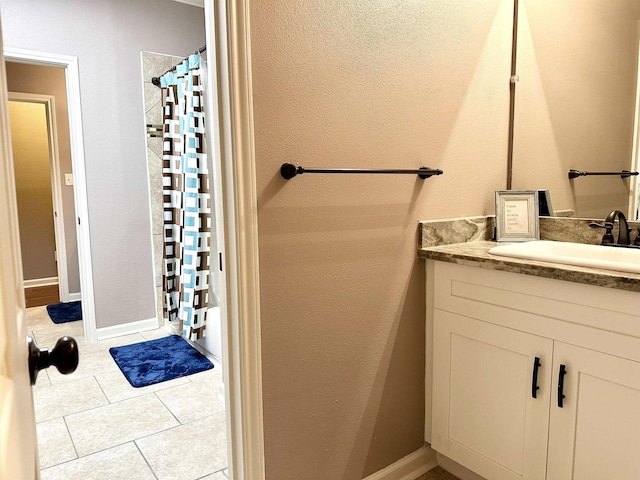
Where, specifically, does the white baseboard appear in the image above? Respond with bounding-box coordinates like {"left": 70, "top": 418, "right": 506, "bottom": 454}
{"left": 363, "top": 445, "right": 438, "bottom": 480}
{"left": 68, "top": 292, "right": 81, "bottom": 302}
{"left": 96, "top": 317, "right": 159, "bottom": 341}
{"left": 23, "top": 277, "right": 58, "bottom": 288}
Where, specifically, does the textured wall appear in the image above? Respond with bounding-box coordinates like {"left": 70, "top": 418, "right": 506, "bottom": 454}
{"left": 512, "top": 0, "right": 640, "bottom": 218}
{"left": 249, "top": 1, "right": 512, "bottom": 478}
{"left": 6, "top": 62, "right": 80, "bottom": 293}
{"left": 1, "top": 0, "right": 205, "bottom": 328}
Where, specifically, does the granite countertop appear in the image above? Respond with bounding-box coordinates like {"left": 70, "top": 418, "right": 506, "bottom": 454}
{"left": 418, "top": 241, "right": 640, "bottom": 293}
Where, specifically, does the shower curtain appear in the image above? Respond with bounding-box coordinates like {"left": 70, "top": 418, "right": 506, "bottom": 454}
{"left": 160, "top": 53, "right": 210, "bottom": 340}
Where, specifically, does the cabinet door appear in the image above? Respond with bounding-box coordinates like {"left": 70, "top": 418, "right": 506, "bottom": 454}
{"left": 547, "top": 342, "right": 640, "bottom": 480}
{"left": 432, "top": 310, "right": 553, "bottom": 480}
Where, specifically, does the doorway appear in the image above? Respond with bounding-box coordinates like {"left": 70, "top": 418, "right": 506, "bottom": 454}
{"left": 7, "top": 86, "right": 79, "bottom": 308}
{"left": 4, "top": 48, "right": 97, "bottom": 341}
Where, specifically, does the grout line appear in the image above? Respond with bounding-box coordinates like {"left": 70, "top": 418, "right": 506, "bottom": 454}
{"left": 34, "top": 376, "right": 109, "bottom": 424}
{"left": 133, "top": 440, "right": 160, "bottom": 480}
{"left": 92, "top": 372, "right": 114, "bottom": 404}
{"left": 63, "top": 415, "right": 80, "bottom": 461}
{"left": 152, "top": 390, "right": 182, "bottom": 425}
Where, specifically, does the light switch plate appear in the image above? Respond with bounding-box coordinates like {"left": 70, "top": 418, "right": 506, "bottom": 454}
{"left": 64, "top": 173, "right": 73, "bottom": 186}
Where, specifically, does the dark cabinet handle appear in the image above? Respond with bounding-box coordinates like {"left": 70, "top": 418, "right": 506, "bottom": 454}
{"left": 532, "top": 356, "right": 541, "bottom": 398}
{"left": 557, "top": 364, "right": 567, "bottom": 408}
{"left": 27, "top": 335, "right": 79, "bottom": 385}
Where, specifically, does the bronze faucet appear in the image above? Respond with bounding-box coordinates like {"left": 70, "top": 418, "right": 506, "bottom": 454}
{"left": 590, "top": 210, "right": 631, "bottom": 245}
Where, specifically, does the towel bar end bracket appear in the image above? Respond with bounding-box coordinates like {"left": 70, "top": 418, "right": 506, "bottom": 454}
{"left": 280, "top": 163, "right": 302, "bottom": 180}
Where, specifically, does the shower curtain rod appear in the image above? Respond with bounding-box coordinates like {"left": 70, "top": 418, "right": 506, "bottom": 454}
{"left": 151, "top": 45, "right": 206, "bottom": 87}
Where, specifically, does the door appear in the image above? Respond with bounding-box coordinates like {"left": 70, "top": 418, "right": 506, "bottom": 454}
{"left": 432, "top": 309, "right": 553, "bottom": 480}
{"left": 8, "top": 93, "right": 70, "bottom": 305}
{"left": 0, "top": 32, "right": 40, "bottom": 478}
{"left": 547, "top": 342, "right": 640, "bottom": 480}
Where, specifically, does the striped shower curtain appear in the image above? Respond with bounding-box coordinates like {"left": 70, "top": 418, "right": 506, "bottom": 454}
{"left": 160, "top": 53, "right": 210, "bottom": 340}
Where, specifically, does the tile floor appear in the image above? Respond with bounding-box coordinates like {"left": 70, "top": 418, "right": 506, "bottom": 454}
{"left": 27, "top": 306, "right": 228, "bottom": 480}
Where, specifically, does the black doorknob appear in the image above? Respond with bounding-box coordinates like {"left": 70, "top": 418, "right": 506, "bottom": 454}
{"left": 27, "top": 336, "right": 79, "bottom": 385}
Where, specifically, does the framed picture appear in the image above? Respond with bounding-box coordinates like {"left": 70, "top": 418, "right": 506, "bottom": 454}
{"left": 495, "top": 190, "right": 540, "bottom": 242}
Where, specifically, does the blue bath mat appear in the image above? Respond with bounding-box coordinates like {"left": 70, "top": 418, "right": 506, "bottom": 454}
{"left": 109, "top": 335, "right": 214, "bottom": 388}
{"left": 46, "top": 301, "right": 82, "bottom": 324}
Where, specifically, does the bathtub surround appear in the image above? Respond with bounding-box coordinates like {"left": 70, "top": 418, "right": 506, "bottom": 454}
{"left": 142, "top": 51, "right": 184, "bottom": 326}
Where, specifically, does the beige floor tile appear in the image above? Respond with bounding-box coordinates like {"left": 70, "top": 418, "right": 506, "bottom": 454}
{"left": 139, "top": 326, "right": 171, "bottom": 340}
{"left": 136, "top": 411, "right": 227, "bottom": 480}
{"left": 200, "top": 472, "right": 227, "bottom": 480}
{"left": 155, "top": 377, "right": 225, "bottom": 424}
{"left": 36, "top": 418, "right": 77, "bottom": 469}
{"left": 31, "top": 319, "right": 85, "bottom": 348}
{"left": 90, "top": 333, "right": 152, "bottom": 351}
{"left": 39, "top": 442, "right": 156, "bottom": 480}
{"left": 33, "top": 376, "right": 108, "bottom": 422}
{"left": 26, "top": 306, "right": 58, "bottom": 327}
{"left": 36, "top": 327, "right": 145, "bottom": 357}
{"left": 95, "top": 367, "right": 190, "bottom": 403}
{"left": 65, "top": 393, "right": 179, "bottom": 457}
{"left": 47, "top": 347, "right": 123, "bottom": 384}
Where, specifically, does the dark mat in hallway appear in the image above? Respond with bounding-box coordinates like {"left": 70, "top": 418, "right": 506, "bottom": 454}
{"left": 109, "top": 334, "right": 214, "bottom": 388}
{"left": 46, "top": 301, "right": 82, "bottom": 324}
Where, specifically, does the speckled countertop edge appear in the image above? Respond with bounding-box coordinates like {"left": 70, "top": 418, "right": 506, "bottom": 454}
{"left": 418, "top": 241, "right": 640, "bottom": 293}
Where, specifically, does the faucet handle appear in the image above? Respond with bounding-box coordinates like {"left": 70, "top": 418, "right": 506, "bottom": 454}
{"left": 588, "top": 222, "right": 614, "bottom": 244}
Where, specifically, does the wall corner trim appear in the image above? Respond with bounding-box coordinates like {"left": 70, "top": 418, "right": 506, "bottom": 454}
{"left": 207, "top": 0, "right": 265, "bottom": 478}
{"left": 96, "top": 317, "right": 158, "bottom": 341}
{"left": 362, "top": 445, "right": 438, "bottom": 480}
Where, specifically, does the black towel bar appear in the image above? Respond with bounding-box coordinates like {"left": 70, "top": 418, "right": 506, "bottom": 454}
{"left": 568, "top": 169, "right": 639, "bottom": 179}
{"left": 280, "top": 163, "right": 443, "bottom": 180}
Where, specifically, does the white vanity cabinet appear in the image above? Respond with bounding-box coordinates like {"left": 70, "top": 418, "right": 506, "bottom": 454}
{"left": 427, "top": 261, "right": 640, "bottom": 480}
{"left": 546, "top": 342, "right": 640, "bottom": 480}
{"left": 432, "top": 310, "right": 552, "bottom": 480}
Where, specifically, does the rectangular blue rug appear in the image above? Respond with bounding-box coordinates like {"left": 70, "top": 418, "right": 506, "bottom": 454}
{"left": 46, "top": 301, "right": 82, "bottom": 324}
{"left": 109, "top": 335, "right": 214, "bottom": 388}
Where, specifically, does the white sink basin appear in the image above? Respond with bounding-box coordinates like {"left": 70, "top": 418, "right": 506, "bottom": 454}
{"left": 489, "top": 240, "right": 640, "bottom": 274}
